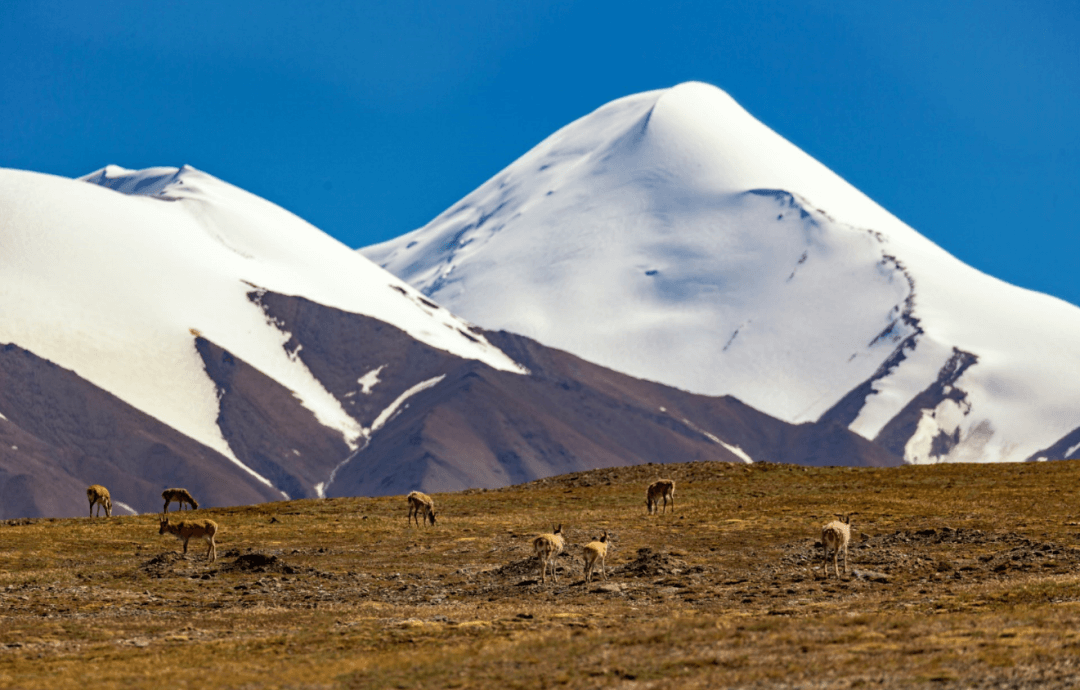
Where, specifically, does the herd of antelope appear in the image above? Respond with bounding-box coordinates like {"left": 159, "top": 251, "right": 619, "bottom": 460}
{"left": 86, "top": 484, "right": 218, "bottom": 563}
{"left": 86, "top": 477, "right": 855, "bottom": 581}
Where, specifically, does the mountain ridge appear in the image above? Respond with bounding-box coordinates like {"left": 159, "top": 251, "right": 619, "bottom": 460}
{"left": 2, "top": 80, "right": 1077, "bottom": 516}
{"left": 0, "top": 161, "right": 901, "bottom": 518}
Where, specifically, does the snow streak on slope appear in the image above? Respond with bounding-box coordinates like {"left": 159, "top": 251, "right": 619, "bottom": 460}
{"left": 364, "top": 81, "right": 1080, "bottom": 465}
{"left": 0, "top": 166, "right": 524, "bottom": 480}
{"left": 313, "top": 373, "right": 447, "bottom": 499}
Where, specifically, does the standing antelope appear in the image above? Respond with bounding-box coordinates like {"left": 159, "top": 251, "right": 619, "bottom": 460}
{"left": 86, "top": 485, "right": 112, "bottom": 518}
{"left": 159, "top": 516, "right": 218, "bottom": 562}
{"left": 583, "top": 531, "right": 609, "bottom": 583}
{"left": 821, "top": 513, "right": 856, "bottom": 579}
{"left": 533, "top": 524, "right": 565, "bottom": 584}
{"left": 406, "top": 491, "right": 437, "bottom": 527}
{"left": 646, "top": 479, "right": 675, "bottom": 515}
{"left": 162, "top": 488, "right": 199, "bottom": 514}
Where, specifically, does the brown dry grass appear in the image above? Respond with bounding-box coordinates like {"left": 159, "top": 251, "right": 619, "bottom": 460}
{"left": 3, "top": 460, "right": 1080, "bottom": 688}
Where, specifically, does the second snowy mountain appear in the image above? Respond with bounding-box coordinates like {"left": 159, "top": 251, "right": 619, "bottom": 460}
{"left": 363, "top": 81, "right": 1080, "bottom": 465}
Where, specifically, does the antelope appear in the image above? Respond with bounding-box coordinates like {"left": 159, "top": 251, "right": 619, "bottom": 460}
{"left": 646, "top": 479, "right": 675, "bottom": 514}
{"left": 822, "top": 513, "right": 856, "bottom": 579}
{"left": 406, "top": 491, "right": 437, "bottom": 527}
{"left": 86, "top": 484, "right": 112, "bottom": 518}
{"left": 532, "top": 524, "right": 565, "bottom": 584}
{"left": 162, "top": 488, "right": 199, "bottom": 514}
{"left": 583, "top": 531, "right": 609, "bottom": 583}
{"left": 159, "top": 516, "right": 218, "bottom": 562}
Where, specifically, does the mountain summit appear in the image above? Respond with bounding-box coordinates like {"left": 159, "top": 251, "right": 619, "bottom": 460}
{"left": 363, "top": 81, "right": 1080, "bottom": 465}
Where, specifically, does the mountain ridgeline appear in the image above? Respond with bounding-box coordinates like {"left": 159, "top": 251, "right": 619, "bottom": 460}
{"left": 2, "top": 82, "right": 1079, "bottom": 517}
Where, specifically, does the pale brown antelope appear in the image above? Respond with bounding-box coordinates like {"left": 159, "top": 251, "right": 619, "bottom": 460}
{"left": 532, "top": 524, "right": 565, "bottom": 584}
{"left": 583, "top": 531, "right": 609, "bottom": 583}
{"left": 821, "top": 513, "right": 856, "bottom": 579}
{"left": 159, "top": 516, "right": 218, "bottom": 562}
{"left": 406, "top": 491, "right": 437, "bottom": 527}
{"left": 646, "top": 479, "right": 675, "bottom": 515}
{"left": 162, "top": 488, "right": 199, "bottom": 514}
{"left": 86, "top": 484, "right": 112, "bottom": 518}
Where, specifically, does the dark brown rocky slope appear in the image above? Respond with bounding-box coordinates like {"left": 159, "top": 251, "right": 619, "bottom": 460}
{"left": 254, "top": 291, "right": 900, "bottom": 498}
{"left": 0, "top": 290, "right": 900, "bottom": 518}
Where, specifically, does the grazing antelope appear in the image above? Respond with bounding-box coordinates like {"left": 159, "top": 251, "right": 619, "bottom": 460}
{"left": 159, "top": 516, "right": 218, "bottom": 562}
{"left": 822, "top": 513, "right": 856, "bottom": 579}
{"left": 583, "top": 531, "right": 609, "bottom": 583}
{"left": 86, "top": 484, "right": 112, "bottom": 518}
{"left": 406, "top": 491, "right": 437, "bottom": 527}
{"left": 533, "top": 524, "right": 565, "bottom": 584}
{"left": 162, "top": 488, "right": 199, "bottom": 514}
{"left": 646, "top": 479, "right": 675, "bottom": 515}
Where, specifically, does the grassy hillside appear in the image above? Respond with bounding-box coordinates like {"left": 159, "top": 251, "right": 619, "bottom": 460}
{"left": 2, "top": 460, "right": 1080, "bottom": 688}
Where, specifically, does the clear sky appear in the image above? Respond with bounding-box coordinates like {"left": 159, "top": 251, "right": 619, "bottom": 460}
{"left": 3, "top": 1, "right": 1078, "bottom": 306}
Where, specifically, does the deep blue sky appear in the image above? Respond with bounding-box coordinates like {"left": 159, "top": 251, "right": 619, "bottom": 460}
{"left": 4, "top": 1, "right": 1078, "bottom": 305}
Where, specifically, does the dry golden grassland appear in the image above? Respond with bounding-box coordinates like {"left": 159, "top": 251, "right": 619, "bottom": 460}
{"left": 3, "top": 460, "right": 1080, "bottom": 689}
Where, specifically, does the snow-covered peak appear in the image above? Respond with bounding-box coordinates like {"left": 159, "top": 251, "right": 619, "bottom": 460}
{"left": 74, "top": 164, "right": 523, "bottom": 373}
{"left": 587, "top": 81, "right": 793, "bottom": 191}
{"left": 363, "top": 81, "right": 1080, "bottom": 465}
{"left": 0, "top": 165, "right": 523, "bottom": 471}
{"left": 607, "top": 83, "right": 910, "bottom": 233}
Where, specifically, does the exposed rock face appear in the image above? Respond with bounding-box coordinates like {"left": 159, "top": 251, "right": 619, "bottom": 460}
{"left": 0, "top": 287, "right": 903, "bottom": 517}
{"left": 1025, "top": 428, "right": 1080, "bottom": 463}
{"left": 195, "top": 337, "right": 352, "bottom": 501}
{"left": 873, "top": 349, "right": 980, "bottom": 463}
{"left": 252, "top": 292, "right": 901, "bottom": 499}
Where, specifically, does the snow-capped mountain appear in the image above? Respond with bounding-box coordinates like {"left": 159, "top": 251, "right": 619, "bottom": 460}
{"left": 0, "top": 165, "right": 533, "bottom": 514}
{"left": 363, "top": 81, "right": 1080, "bottom": 465}
{"left": 0, "top": 163, "right": 895, "bottom": 518}
{"left": 2, "top": 167, "right": 521, "bottom": 449}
